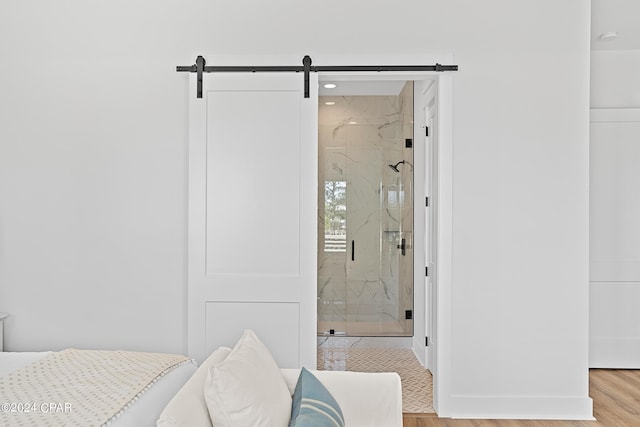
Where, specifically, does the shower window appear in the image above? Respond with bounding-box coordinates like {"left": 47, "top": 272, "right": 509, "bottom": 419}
{"left": 324, "top": 180, "right": 347, "bottom": 253}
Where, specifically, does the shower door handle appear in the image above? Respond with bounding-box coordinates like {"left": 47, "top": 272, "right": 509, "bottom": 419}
{"left": 351, "top": 240, "right": 355, "bottom": 261}
{"left": 397, "top": 238, "right": 406, "bottom": 256}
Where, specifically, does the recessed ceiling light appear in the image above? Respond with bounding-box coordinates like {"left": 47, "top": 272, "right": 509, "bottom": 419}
{"left": 324, "top": 101, "right": 336, "bottom": 106}
{"left": 323, "top": 83, "right": 337, "bottom": 89}
{"left": 599, "top": 32, "right": 618, "bottom": 42}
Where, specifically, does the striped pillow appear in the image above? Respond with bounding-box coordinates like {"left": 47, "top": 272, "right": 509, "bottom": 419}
{"left": 289, "top": 367, "right": 345, "bottom": 427}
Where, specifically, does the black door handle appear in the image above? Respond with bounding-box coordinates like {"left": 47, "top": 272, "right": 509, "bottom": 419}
{"left": 397, "top": 238, "right": 406, "bottom": 256}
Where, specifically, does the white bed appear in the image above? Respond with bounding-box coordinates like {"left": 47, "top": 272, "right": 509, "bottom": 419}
{"left": 0, "top": 351, "right": 197, "bottom": 427}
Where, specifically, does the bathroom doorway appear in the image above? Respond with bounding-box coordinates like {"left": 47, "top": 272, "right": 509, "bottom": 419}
{"left": 317, "top": 80, "right": 414, "bottom": 338}
{"left": 314, "top": 67, "right": 452, "bottom": 416}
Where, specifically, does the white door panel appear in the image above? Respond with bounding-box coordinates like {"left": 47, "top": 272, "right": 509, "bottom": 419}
{"left": 206, "top": 90, "right": 302, "bottom": 276}
{"left": 205, "top": 302, "right": 301, "bottom": 368}
{"left": 189, "top": 72, "right": 318, "bottom": 368}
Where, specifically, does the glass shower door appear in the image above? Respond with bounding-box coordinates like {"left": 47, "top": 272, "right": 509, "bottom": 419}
{"left": 344, "top": 144, "right": 384, "bottom": 335}
{"left": 318, "top": 84, "right": 414, "bottom": 337}
{"left": 318, "top": 145, "right": 348, "bottom": 335}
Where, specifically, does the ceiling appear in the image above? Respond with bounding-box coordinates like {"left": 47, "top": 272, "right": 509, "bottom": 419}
{"left": 318, "top": 80, "right": 407, "bottom": 96}
{"left": 591, "top": 0, "right": 640, "bottom": 50}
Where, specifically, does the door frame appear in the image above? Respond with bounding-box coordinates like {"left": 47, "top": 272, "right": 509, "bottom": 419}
{"left": 413, "top": 78, "right": 438, "bottom": 371}
{"left": 315, "top": 53, "right": 454, "bottom": 415}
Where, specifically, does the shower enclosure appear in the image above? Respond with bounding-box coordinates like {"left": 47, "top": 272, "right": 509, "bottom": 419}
{"left": 318, "top": 81, "right": 414, "bottom": 336}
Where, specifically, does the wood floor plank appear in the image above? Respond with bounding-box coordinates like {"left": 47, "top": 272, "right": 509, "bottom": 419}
{"left": 591, "top": 371, "right": 640, "bottom": 425}
{"left": 593, "top": 370, "right": 640, "bottom": 414}
{"left": 615, "top": 369, "right": 640, "bottom": 387}
{"left": 403, "top": 418, "right": 418, "bottom": 427}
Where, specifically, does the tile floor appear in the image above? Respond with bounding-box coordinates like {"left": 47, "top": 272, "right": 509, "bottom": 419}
{"left": 317, "top": 347, "right": 435, "bottom": 414}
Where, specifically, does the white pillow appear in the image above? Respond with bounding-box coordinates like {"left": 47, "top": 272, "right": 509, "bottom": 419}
{"left": 157, "top": 346, "right": 232, "bottom": 427}
{"left": 204, "top": 329, "right": 292, "bottom": 427}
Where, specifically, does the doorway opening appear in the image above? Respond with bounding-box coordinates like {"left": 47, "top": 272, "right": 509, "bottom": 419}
{"left": 317, "top": 80, "right": 415, "bottom": 338}
{"left": 315, "top": 76, "right": 439, "bottom": 415}
{"left": 315, "top": 76, "right": 440, "bottom": 356}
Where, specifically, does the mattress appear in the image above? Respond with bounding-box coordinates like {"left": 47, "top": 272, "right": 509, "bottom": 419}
{"left": 0, "top": 351, "right": 197, "bottom": 427}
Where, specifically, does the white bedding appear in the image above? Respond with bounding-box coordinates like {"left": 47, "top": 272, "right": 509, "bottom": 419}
{"left": 0, "top": 351, "right": 197, "bottom": 427}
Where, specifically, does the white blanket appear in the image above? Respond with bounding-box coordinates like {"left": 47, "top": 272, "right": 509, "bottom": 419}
{"left": 0, "top": 350, "right": 197, "bottom": 427}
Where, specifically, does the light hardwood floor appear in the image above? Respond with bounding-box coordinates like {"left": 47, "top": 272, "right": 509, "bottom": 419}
{"left": 403, "top": 369, "right": 640, "bottom": 427}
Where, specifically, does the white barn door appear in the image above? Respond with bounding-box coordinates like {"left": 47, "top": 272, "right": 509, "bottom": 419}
{"left": 188, "top": 72, "right": 318, "bottom": 368}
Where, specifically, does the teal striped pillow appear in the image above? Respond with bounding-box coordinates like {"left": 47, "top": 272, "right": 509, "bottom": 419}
{"left": 289, "top": 368, "right": 345, "bottom": 427}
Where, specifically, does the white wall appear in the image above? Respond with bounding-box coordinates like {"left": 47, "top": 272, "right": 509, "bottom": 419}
{"left": 437, "top": 3, "right": 591, "bottom": 418}
{"left": 0, "top": 0, "right": 591, "bottom": 419}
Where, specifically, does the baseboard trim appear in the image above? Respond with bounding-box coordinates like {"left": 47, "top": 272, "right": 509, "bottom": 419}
{"left": 445, "top": 395, "right": 594, "bottom": 420}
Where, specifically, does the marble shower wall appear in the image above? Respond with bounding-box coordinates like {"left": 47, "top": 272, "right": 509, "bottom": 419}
{"left": 318, "top": 82, "right": 414, "bottom": 336}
